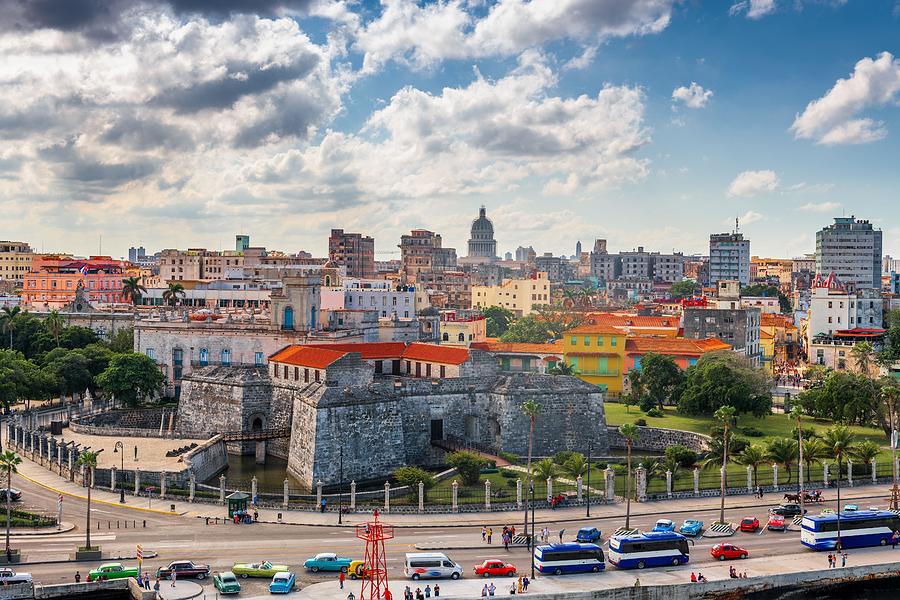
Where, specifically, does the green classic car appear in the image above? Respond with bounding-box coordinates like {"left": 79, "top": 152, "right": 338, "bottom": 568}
{"left": 214, "top": 571, "right": 242, "bottom": 594}
{"left": 231, "top": 561, "right": 290, "bottom": 579}
{"left": 87, "top": 563, "right": 139, "bottom": 582}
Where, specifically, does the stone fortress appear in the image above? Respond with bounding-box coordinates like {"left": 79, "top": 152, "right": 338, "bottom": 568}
{"left": 176, "top": 341, "right": 609, "bottom": 487}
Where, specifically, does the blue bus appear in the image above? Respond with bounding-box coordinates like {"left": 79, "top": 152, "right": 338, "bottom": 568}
{"left": 800, "top": 510, "right": 900, "bottom": 550}
{"left": 533, "top": 543, "right": 605, "bottom": 575}
{"left": 608, "top": 532, "right": 690, "bottom": 569}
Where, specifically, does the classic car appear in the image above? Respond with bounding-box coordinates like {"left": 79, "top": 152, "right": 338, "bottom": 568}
{"left": 678, "top": 519, "right": 703, "bottom": 536}
{"left": 710, "top": 543, "right": 749, "bottom": 561}
{"left": 0, "top": 488, "right": 22, "bottom": 502}
{"left": 766, "top": 514, "right": 786, "bottom": 531}
{"left": 844, "top": 504, "right": 859, "bottom": 512}
{"left": 473, "top": 560, "right": 517, "bottom": 577}
{"left": 769, "top": 504, "right": 806, "bottom": 517}
{"left": 575, "top": 527, "right": 602, "bottom": 543}
{"left": 0, "top": 568, "right": 32, "bottom": 584}
{"left": 269, "top": 571, "right": 296, "bottom": 594}
{"left": 303, "top": 553, "right": 352, "bottom": 573}
{"left": 87, "top": 563, "right": 139, "bottom": 582}
{"left": 651, "top": 519, "right": 675, "bottom": 532}
{"left": 232, "top": 561, "right": 290, "bottom": 578}
{"left": 156, "top": 560, "right": 211, "bottom": 580}
{"left": 214, "top": 571, "right": 241, "bottom": 594}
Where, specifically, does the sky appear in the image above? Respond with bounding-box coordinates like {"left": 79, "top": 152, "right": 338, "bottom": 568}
{"left": 1, "top": 0, "right": 899, "bottom": 261}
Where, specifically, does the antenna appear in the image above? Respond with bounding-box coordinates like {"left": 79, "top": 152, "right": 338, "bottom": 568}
{"left": 735, "top": 216, "right": 740, "bottom": 233}
{"left": 99, "top": 234, "right": 102, "bottom": 255}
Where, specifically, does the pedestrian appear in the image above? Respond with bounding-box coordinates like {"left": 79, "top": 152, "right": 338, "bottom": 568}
{"left": 254, "top": 509, "right": 259, "bottom": 522}
{"left": 841, "top": 552, "right": 847, "bottom": 567}
{"left": 482, "top": 526, "right": 487, "bottom": 542}
{"left": 144, "top": 574, "right": 151, "bottom": 591}
{"left": 137, "top": 573, "right": 143, "bottom": 588}
{"left": 542, "top": 527, "right": 549, "bottom": 543}
{"left": 347, "top": 592, "right": 355, "bottom": 600}
{"left": 525, "top": 533, "right": 532, "bottom": 551}
{"left": 482, "top": 585, "right": 488, "bottom": 597}
{"left": 488, "top": 582, "right": 496, "bottom": 596}
{"left": 892, "top": 530, "right": 899, "bottom": 549}
{"left": 434, "top": 583, "right": 440, "bottom": 597}
{"left": 153, "top": 578, "right": 160, "bottom": 598}
{"left": 690, "top": 572, "right": 697, "bottom": 583}
{"left": 170, "top": 570, "right": 177, "bottom": 587}
{"left": 321, "top": 498, "right": 327, "bottom": 513}
{"left": 509, "top": 582, "right": 516, "bottom": 594}
{"left": 424, "top": 584, "right": 431, "bottom": 598}
{"left": 487, "top": 527, "right": 493, "bottom": 544}
{"left": 516, "top": 578, "right": 523, "bottom": 594}
{"left": 75, "top": 571, "right": 81, "bottom": 583}
{"left": 634, "top": 577, "right": 640, "bottom": 587}
{"left": 416, "top": 588, "right": 424, "bottom": 600}
{"left": 340, "top": 571, "right": 346, "bottom": 589}
{"left": 558, "top": 528, "right": 565, "bottom": 544}
{"left": 504, "top": 533, "right": 510, "bottom": 551}
{"left": 385, "top": 589, "right": 393, "bottom": 600}
{"left": 522, "top": 576, "right": 529, "bottom": 591}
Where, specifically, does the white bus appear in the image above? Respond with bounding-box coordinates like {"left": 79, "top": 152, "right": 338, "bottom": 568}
{"left": 404, "top": 553, "right": 463, "bottom": 580}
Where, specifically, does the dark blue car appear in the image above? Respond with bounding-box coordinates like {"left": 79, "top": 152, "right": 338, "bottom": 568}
{"left": 575, "top": 527, "right": 602, "bottom": 543}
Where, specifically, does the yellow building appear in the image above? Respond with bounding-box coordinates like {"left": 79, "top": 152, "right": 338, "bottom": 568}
{"left": 563, "top": 324, "right": 626, "bottom": 395}
{"left": 471, "top": 272, "right": 550, "bottom": 316}
{"left": 0, "top": 241, "right": 33, "bottom": 286}
{"left": 439, "top": 312, "right": 487, "bottom": 346}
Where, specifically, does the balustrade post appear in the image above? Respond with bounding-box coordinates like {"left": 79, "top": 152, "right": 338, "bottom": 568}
{"left": 693, "top": 467, "right": 700, "bottom": 497}
{"left": 452, "top": 480, "right": 459, "bottom": 512}
{"left": 350, "top": 480, "right": 356, "bottom": 511}
{"left": 384, "top": 481, "right": 390, "bottom": 513}
{"left": 515, "top": 479, "right": 522, "bottom": 510}
{"left": 484, "top": 480, "right": 491, "bottom": 510}
{"left": 666, "top": 470, "right": 673, "bottom": 498}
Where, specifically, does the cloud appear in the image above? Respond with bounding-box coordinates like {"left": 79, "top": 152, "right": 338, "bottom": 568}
{"left": 798, "top": 201, "right": 842, "bottom": 212}
{"left": 672, "top": 82, "right": 713, "bottom": 109}
{"left": 354, "top": 0, "right": 675, "bottom": 72}
{"left": 724, "top": 210, "right": 765, "bottom": 227}
{"left": 791, "top": 52, "right": 900, "bottom": 145}
{"left": 786, "top": 181, "right": 835, "bottom": 194}
{"left": 727, "top": 170, "right": 779, "bottom": 197}
{"left": 564, "top": 46, "right": 598, "bottom": 71}
{"left": 729, "top": 0, "right": 777, "bottom": 19}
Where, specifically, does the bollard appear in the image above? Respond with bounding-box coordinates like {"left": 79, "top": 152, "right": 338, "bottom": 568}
{"left": 143, "top": 520, "right": 147, "bottom": 528}
{"left": 125, "top": 521, "right": 128, "bottom": 529}
{"left": 277, "top": 512, "right": 283, "bottom": 522}
{"left": 117, "top": 521, "right": 120, "bottom": 529}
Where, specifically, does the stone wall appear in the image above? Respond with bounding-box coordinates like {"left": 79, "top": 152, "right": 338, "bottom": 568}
{"left": 607, "top": 425, "right": 710, "bottom": 453}
{"left": 183, "top": 435, "right": 228, "bottom": 482}
{"left": 75, "top": 408, "right": 170, "bottom": 430}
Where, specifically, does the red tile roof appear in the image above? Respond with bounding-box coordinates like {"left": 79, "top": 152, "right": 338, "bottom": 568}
{"left": 568, "top": 323, "right": 624, "bottom": 335}
{"left": 625, "top": 337, "right": 732, "bottom": 356}
{"left": 403, "top": 343, "right": 470, "bottom": 365}
{"left": 470, "top": 341, "right": 561, "bottom": 354}
{"left": 270, "top": 342, "right": 472, "bottom": 368}
{"left": 305, "top": 342, "right": 406, "bottom": 360}
{"left": 269, "top": 346, "right": 348, "bottom": 369}
{"left": 583, "top": 312, "right": 680, "bottom": 329}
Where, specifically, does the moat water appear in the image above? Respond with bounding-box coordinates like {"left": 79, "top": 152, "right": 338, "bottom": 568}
{"left": 204, "top": 454, "right": 308, "bottom": 493}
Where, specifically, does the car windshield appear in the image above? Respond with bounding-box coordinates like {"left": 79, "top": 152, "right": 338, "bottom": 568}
{"left": 223, "top": 575, "right": 236, "bottom": 582}
{"left": 274, "top": 573, "right": 290, "bottom": 580}
{"left": 262, "top": 562, "right": 272, "bottom": 569}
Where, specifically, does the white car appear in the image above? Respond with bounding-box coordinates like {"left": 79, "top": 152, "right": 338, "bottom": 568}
{"left": 0, "top": 568, "right": 32, "bottom": 584}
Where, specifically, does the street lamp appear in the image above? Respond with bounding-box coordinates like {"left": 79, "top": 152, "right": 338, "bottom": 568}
{"left": 338, "top": 444, "right": 344, "bottom": 525}
{"left": 530, "top": 481, "right": 535, "bottom": 579}
{"left": 113, "top": 441, "right": 125, "bottom": 503}
{"left": 586, "top": 442, "right": 592, "bottom": 518}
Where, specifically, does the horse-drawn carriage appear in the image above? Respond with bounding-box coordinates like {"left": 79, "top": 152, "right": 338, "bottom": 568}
{"left": 783, "top": 490, "right": 824, "bottom": 504}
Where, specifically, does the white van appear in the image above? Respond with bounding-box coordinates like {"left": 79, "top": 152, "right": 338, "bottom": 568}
{"left": 404, "top": 553, "right": 463, "bottom": 580}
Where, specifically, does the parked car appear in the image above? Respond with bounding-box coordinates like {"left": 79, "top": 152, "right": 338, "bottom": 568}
{"left": 575, "top": 527, "right": 602, "bottom": 543}
{"left": 269, "top": 571, "right": 296, "bottom": 594}
{"left": 770, "top": 504, "right": 806, "bottom": 518}
{"left": 0, "top": 568, "right": 32, "bottom": 584}
{"left": 303, "top": 553, "right": 352, "bottom": 573}
{"left": 652, "top": 519, "right": 675, "bottom": 532}
{"left": 87, "top": 563, "right": 139, "bottom": 582}
{"left": 156, "top": 560, "right": 211, "bottom": 580}
{"left": 710, "top": 543, "right": 749, "bottom": 561}
{"left": 232, "top": 561, "right": 289, "bottom": 578}
{"left": 678, "top": 519, "right": 703, "bottom": 537}
{"left": 844, "top": 504, "right": 859, "bottom": 512}
{"left": 213, "top": 571, "right": 241, "bottom": 594}
{"left": 348, "top": 560, "right": 367, "bottom": 580}
{"left": 474, "top": 560, "right": 517, "bottom": 577}
{"left": 766, "top": 514, "right": 786, "bottom": 531}
{"left": 739, "top": 517, "right": 759, "bottom": 533}
{"left": 0, "top": 489, "right": 22, "bottom": 502}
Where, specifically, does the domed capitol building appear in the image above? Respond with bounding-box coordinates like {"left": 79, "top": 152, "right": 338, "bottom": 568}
{"left": 466, "top": 206, "right": 498, "bottom": 263}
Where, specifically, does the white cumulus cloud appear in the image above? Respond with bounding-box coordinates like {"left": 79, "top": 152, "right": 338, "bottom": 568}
{"left": 727, "top": 170, "right": 780, "bottom": 197}
{"left": 729, "top": 0, "right": 777, "bottom": 19}
{"left": 791, "top": 52, "right": 900, "bottom": 145}
{"left": 798, "top": 201, "right": 842, "bottom": 212}
{"left": 672, "top": 82, "right": 713, "bottom": 109}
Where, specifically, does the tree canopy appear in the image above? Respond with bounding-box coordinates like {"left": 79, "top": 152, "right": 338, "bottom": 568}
{"left": 796, "top": 370, "right": 881, "bottom": 426}
{"left": 95, "top": 353, "right": 165, "bottom": 407}
{"left": 671, "top": 279, "right": 700, "bottom": 299}
{"left": 482, "top": 306, "right": 514, "bottom": 338}
{"left": 636, "top": 352, "right": 684, "bottom": 411}
{"left": 677, "top": 351, "right": 772, "bottom": 418}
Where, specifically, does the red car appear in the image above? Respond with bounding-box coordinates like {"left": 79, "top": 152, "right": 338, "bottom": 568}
{"left": 474, "top": 560, "right": 517, "bottom": 577}
{"left": 739, "top": 516, "right": 760, "bottom": 532}
{"left": 710, "top": 543, "right": 749, "bottom": 561}
{"left": 767, "top": 514, "right": 786, "bottom": 531}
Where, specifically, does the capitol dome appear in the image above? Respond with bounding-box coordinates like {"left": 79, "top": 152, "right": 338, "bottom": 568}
{"left": 467, "top": 206, "right": 498, "bottom": 260}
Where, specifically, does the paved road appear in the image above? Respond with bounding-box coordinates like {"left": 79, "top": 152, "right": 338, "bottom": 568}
{"left": 10, "top": 473, "right": 844, "bottom": 597}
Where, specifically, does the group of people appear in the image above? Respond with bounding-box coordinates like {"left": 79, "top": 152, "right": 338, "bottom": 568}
{"left": 404, "top": 584, "right": 440, "bottom": 599}
{"left": 827, "top": 552, "right": 848, "bottom": 568}
{"left": 689, "top": 572, "right": 707, "bottom": 583}
{"left": 480, "top": 576, "right": 530, "bottom": 596}
{"left": 232, "top": 508, "right": 257, "bottom": 524}
{"left": 481, "top": 525, "right": 518, "bottom": 547}
{"left": 728, "top": 567, "right": 749, "bottom": 579}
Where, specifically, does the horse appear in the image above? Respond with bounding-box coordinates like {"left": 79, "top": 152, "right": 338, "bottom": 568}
{"left": 783, "top": 492, "right": 801, "bottom": 503}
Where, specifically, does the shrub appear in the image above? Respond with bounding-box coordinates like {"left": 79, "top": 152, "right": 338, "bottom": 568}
{"left": 479, "top": 467, "right": 499, "bottom": 474}
{"left": 729, "top": 436, "right": 750, "bottom": 455}
{"left": 499, "top": 469, "right": 518, "bottom": 479}
{"left": 447, "top": 451, "right": 488, "bottom": 486}
{"left": 664, "top": 445, "right": 697, "bottom": 469}
{"left": 634, "top": 418, "right": 647, "bottom": 426}
{"left": 741, "top": 426, "right": 764, "bottom": 437}
{"left": 393, "top": 466, "right": 436, "bottom": 499}
{"left": 609, "top": 463, "right": 626, "bottom": 474}
{"left": 505, "top": 479, "right": 518, "bottom": 489}
{"left": 790, "top": 426, "right": 818, "bottom": 440}
{"left": 553, "top": 451, "right": 577, "bottom": 465}
{"left": 498, "top": 451, "right": 519, "bottom": 465}
{"left": 593, "top": 462, "right": 608, "bottom": 470}
{"left": 646, "top": 408, "right": 664, "bottom": 418}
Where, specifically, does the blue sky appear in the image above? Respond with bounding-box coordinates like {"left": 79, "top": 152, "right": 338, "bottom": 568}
{"left": 0, "top": 0, "right": 898, "bottom": 260}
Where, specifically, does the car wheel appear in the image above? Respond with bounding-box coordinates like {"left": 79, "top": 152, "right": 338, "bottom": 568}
{"left": 719, "top": 555, "right": 726, "bottom": 561}
{"left": 672, "top": 558, "right": 679, "bottom": 566}
{"left": 240, "top": 573, "right": 248, "bottom": 579}
{"left": 311, "top": 567, "right": 319, "bottom": 573}
{"left": 741, "top": 554, "right": 748, "bottom": 559}
{"left": 483, "top": 572, "right": 490, "bottom": 578}
{"left": 197, "top": 573, "right": 206, "bottom": 580}
{"left": 553, "top": 568, "right": 562, "bottom": 576}
{"left": 412, "top": 574, "right": 420, "bottom": 581}
{"left": 451, "top": 572, "right": 460, "bottom": 580}
{"left": 350, "top": 575, "right": 358, "bottom": 580}
{"left": 341, "top": 567, "right": 348, "bottom": 574}
{"left": 881, "top": 538, "right": 888, "bottom": 546}
{"left": 637, "top": 561, "right": 645, "bottom": 570}
{"left": 592, "top": 566, "right": 600, "bottom": 573}
{"left": 509, "top": 571, "right": 516, "bottom": 577}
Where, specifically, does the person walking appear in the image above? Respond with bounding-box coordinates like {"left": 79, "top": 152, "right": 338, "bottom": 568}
{"left": 75, "top": 571, "right": 81, "bottom": 583}
{"left": 339, "top": 570, "right": 346, "bottom": 589}
{"left": 522, "top": 576, "right": 529, "bottom": 591}
{"left": 170, "top": 570, "right": 177, "bottom": 587}
{"left": 321, "top": 498, "right": 327, "bottom": 513}
{"left": 558, "top": 528, "right": 565, "bottom": 544}
{"left": 892, "top": 530, "right": 899, "bottom": 549}
{"left": 542, "top": 527, "right": 549, "bottom": 543}
{"left": 482, "top": 527, "right": 487, "bottom": 542}
{"left": 503, "top": 532, "right": 509, "bottom": 551}
{"left": 488, "top": 582, "right": 496, "bottom": 596}
{"left": 347, "top": 592, "right": 356, "bottom": 600}
{"left": 487, "top": 528, "right": 493, "bottom": 544}
{"left": 153, "top": 578, "right": 160, "bottom": 599}
{"left": 841, "top": 552, "right": 847, "bottom": 567}
{"left": 424, "top": 584, "right": 431, "bottom": 598}
{"left": 434, "top": 583, "right": 440, "bottom": 597}
{"left": 482, "top": 585, "right": 488, "bottom": 597}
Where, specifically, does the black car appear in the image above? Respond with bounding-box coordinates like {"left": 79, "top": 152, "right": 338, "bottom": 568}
{"left": 0, "top": 489, "right": 22, "bottom": 502}
{"left": 769, "top": 504, "right": 806, "bottom": 517}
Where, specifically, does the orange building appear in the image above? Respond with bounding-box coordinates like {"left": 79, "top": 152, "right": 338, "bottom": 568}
{"left": 22, "top": 256, "right": 131, "bottom": 309}
{"left": 625, "top": 337, "right": 732, "bottom": 372}
{"left": 583, "top": 312, "right": 681, "bottom": 338}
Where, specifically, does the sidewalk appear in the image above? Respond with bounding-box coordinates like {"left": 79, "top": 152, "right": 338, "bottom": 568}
{"left": 14, "top": 456, "right": 896, "bottom": 529}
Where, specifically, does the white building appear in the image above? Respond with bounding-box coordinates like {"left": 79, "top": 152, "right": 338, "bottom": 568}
{"left": 709, "top": 232, "right": 750, "bottom": 286}
{"left": 341, "top": 278, "right": 419, "bottom": 319}
{"left": 816, "top": 216, "right": 882, "bottom": 290}
{"left": 806, "top": 273, "right": 883, "bottom": 347}
{"left": 741, "top": 296, "right": 781, "bottom": 314}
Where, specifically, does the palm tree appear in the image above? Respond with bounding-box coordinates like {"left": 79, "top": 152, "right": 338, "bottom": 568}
{"left": 619, "top": 423, "right": 640, "bottom": 529}
{"left": 44, "top": 310, "right": 64, "bottom": 347}
{"left": 879, "top": 384, "right": 900, "bottom": 438}
{"left": 767, "top": 438, "right": 798, "bottom": 484}
{"left": 643, "top": 458, "right": 668, "bottom": 492}
{"left": 532, "top": 458, "right": 558, "bottom": 482}
{"left": 713, "top": 405, "right": 736, "bottom": 525}
{"left": 561, "top": 454, "right": 588, "bottom": 481}
{"left": 548, "top": 362, "right": 577, "bottom": 376}
{"left": 521, "top": 399, "right": 543, "bottom": 534}
{"left": 0, "top": 451, "right": 22, "bottom": 561}
{"left": 121, "top": 276, "right": 147, "bottom": 305}
{"left": 0, "top": 306, "right": 20, "bottom": 349}
{"left": 162, "top": 282, "right": 185, "bottom": 309}
{"left": 852, "top": 440, "right": 881, "bottom": 470}
{"left": 792, "top": 406, "right": 805, "bottom": 506}
{"left": 801, "top": 438, "right": 829, "bottom": 477}
{"left": 823, "top": 425, "right": 856, "bottom": 548}
{"left": 76, "top": 450, "right": 99, "bottom": 551}
{"left": 736, "top": 444, "right": 766, "bottom": 489}
{"left": 850, "top": 341, "right": 876, "bottom": 377}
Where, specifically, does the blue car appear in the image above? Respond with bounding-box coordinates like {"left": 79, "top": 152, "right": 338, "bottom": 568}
{"left": 269, "top": 571, "right": 295, "bottom": 594}
{"left": 679, "top": 519, "right": 703, "bottom": 536}
{"left": 652, "top": 519, "right": 675, "bottom": 532}
{"left": 575, "top": 527, "right": 602, "bottom": 543}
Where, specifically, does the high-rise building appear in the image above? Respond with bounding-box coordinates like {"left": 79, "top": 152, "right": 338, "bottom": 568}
{"left": 158, "top": 248, "right": 244, "bottom": 281}
{"left": 815, "top": 216, "right": 882, "bottom": 290}
{"left": 575, "top": 241, "right": 582, "bottom": 257}
{"left": 399, "top": 230, "right": 457, "bottom": 281}
{"left": 0, "top": 241, "right": 33, "bottom": 285}
{"left": 128, "top": 246, "right": 146, "bottom": 263}
{"left": 515, "top": 246, "right": 536, "bottom": 263}
{"left": 709, "top": 232, "right": 750, "bottom": 286}
{"left": 235, "top": 235, "right": 250, "bottom": 253}
{"left": 466, "top": 206, "right": 498, "bottom": 262}
{"left": 328, "top": 229, "right": 375, "bottom": 279}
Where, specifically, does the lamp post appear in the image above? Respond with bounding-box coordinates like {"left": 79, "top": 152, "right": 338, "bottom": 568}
{"left": 530, "top": 481, "right": 536, "bottom": 579}
{"left": 338, "top": 444, "right": 344, "bottom": 525}
{"left": 113, "top": 441, "right": 125, "bottom": 503}
{"left": 586, "top": 442, "right": 592, "bottom": 518}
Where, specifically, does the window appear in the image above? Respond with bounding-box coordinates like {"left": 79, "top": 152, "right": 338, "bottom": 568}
{"left": 255, "top": 352, "right": 264, "bottom": 366}
{"left": 283, "top": 365, "right": 288, "bottom": 378}
{"left": 584, "top": 336, "right": 590, "bottom": 346}
{"left": 304, "top": 368, "right": 309, "bottom": 383}
{"left": 597, "top": 336, "right": 603, "bottom": 346}
{"left": 315, "top": 370, "right": 320, "bottom": 383}
{"left": 295, "top": 367, "right": 299, "bottom": 380}
{"left": 146, "top": 348, "right": 156, "bottom": 360}
{"left": 221, "top": 349, "right": 231, "bottom": 366}
{"left": 440, "top": 365, "right": 446, "bottom": 378}
{"left": 570, "top": 336, "right": 576, "bottom": 345}
{"left": 199, "top": 348, "right": 209, "bottom": 366}
{"left": 458, "top": 333, "right": 465, "bottom": 342}
{"left": 611, "top": 336, "right": 617, "bottom": 347}
{"left": 442, "top": 332, "right": 449, "bottom": 341}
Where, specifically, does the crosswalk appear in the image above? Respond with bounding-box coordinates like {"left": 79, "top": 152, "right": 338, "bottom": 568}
{"left": 707, "top": 523, "right": 734, "bottom": 534}
{"left": 611, "top": 527, "right": 639, "bottom": 537}
{"left": 12, "top": 533, "right": 117, "bottom": 544}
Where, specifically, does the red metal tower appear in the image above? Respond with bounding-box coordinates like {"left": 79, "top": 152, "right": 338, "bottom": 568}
{"left": 356, "top": 509, "right": 394, "bottom": 600}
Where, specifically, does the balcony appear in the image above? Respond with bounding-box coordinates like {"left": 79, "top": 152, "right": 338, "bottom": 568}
{"left": 578, "top": 369, "right": 619, "bottom": 377}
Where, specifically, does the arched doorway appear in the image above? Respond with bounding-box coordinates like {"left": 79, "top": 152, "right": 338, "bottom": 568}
{"left": 282, "top": 306, "right": 294, "bottom": 330}
{"left": 310, "top": 306, "right": 317, "bottom": 329}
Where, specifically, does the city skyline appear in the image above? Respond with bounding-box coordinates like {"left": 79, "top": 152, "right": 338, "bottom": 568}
{"left": 2, "top": 1, "right": 899, "bottom": 258}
